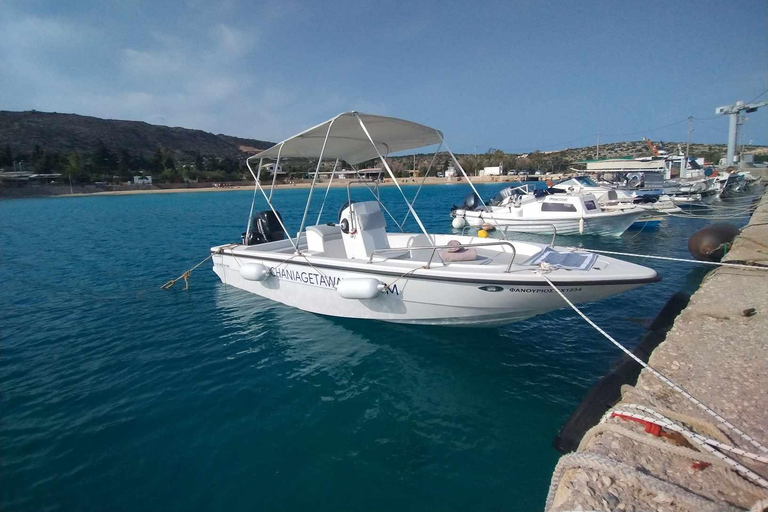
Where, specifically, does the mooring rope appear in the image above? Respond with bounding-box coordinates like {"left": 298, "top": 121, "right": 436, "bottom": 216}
{"left": 538, "top": 273, "right": 768, "bottom": 456}
{"left": 569, "top": 248, "right": 768, "bottom": 271}
{"left": 161, "top": 252, "right": 217, "bottom": 290}
{"left": 545, "top": 452, "right": 735, "bottom": 512}
{"left": 607, "top": 407, "right": 768, "bottom": 489}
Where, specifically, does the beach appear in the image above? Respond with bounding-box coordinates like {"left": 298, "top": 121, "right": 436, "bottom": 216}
{"left": 0, "top": 174, "right": 562, "bottom": 199}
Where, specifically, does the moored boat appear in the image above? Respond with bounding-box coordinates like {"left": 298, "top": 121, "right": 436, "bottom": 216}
{"left": 450, "top": 184, "right": 646, "bottom": 237}
{"left": 210, "top": 112, "right": 660, "bottom": 326}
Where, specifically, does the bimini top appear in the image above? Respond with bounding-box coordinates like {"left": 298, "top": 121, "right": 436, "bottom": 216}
{"left": 249, "top": 112, "right": 443, "bottom": 165}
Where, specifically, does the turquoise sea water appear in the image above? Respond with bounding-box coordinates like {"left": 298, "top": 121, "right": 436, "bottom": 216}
{"left": 0, "top": 183, "right": 757, "bottom": 511}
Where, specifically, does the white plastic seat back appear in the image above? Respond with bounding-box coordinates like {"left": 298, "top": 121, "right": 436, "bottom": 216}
{"left": 306, "top": 224, "right": 346, "bottom": 258}
{"left": 340, "top": 201, "right": 390, "bottom": 259}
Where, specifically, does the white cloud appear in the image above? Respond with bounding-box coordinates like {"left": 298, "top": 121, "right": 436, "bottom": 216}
{"left": 0, "top": 5, "right": 385, "bottom": 143}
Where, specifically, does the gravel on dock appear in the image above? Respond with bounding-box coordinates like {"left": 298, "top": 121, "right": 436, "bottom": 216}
{"left": 546, "top": 189, "right": 768, "bottom": 512}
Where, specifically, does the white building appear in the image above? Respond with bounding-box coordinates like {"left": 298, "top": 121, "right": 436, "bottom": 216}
{"left": 479, "top": 164, "right": 503, "bottom": 176}
{"left": 260, "top": 163, "right": 284, "bottom": 175}
{"left": 133, "top": 176, "right": 152, "bottom": 185}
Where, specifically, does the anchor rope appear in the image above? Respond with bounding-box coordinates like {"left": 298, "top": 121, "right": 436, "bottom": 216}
{"left": 538, "top": 273, "right": 768, "bottom": 457}
{"left": 161, "top": 251, "right": 219, "bottom": 290}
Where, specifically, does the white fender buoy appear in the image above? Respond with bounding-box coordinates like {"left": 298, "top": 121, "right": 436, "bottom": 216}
{"left": 337, "top": 278, "right": 385, "bottom": 299}
{"left": 467, "top": 216, "right": 484, "bottom": 227}
{"left": 579, "top": 217, "right": 585, "bottom": 235}
{"left": 240, "top": 263, "right": 269, "bottom": 281}
{"left": 452, "top": 216, "right": 466, "bottom": 229}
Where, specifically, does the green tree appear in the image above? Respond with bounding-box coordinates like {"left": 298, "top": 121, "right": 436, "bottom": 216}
{"left": 62, "top": 151, "right": 85, "bottom": 182}
{"left": 0, "top": 144, "right": 13, "bottom": 167}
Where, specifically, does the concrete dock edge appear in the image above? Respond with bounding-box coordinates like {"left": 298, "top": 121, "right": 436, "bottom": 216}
{"left": 545, "top": 189, "right": 768, "bottom": 512}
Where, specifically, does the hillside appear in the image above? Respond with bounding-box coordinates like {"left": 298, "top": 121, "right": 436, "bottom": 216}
{"left": 0, "top": 110, "right": 273, "bottom": 160}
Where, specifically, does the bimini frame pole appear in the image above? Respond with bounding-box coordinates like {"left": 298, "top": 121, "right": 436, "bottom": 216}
{"left": 245, "top": 151, "right": 300, "bottom": 253}
{"left": 315, "top": 159, "right": 339, "bottom": 225}
{"left": 401, "top": 143, "right": 442, "bottom": 227}
{"left": 244, "top": 157, "right": 264, "bottom": 243}
{"left": 439, "top": 134, "right": 508, "bottom": 241}
{"left": 348, "top": 164, "right": 404, "bottom": 232}
{"left": 296, "top": 117, "right": 337, "bottom": 249}
{"left": 267, "top": 144, "right": 284, "bottom": 202}
{"left": 353, "top": 113, "right": 434, "bottom": 245}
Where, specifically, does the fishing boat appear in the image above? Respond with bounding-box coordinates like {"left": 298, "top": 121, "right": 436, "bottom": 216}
{"left": 450, "top": 184, "right": 646, "bottom": 236}
{"left": 209, "top": 112, "right": 659, "bottom": 326}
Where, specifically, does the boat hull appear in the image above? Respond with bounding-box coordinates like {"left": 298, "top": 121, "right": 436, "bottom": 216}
{"left": 454, "top": 210, "right": 645, "bottom": 237}
{"left": 212, "top": 252, "right": 652, "bottom": 327}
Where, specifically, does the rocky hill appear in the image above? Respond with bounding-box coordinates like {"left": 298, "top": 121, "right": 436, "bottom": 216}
{"left": 0, "top": 110, "right": 273, "bottom": 160}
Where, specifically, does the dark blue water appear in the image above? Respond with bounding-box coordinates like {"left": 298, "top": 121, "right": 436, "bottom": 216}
{"left": 0, "top": 184, "right": 756, "bottom": 511}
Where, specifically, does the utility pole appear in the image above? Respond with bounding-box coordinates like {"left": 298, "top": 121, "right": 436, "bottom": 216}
{"left": 716, "top": 100, "right": 767, "bottom": 166}
{"left": 596, "top": 133, "right": 600, "bottom": 159}
{"left": 683, "top": 116, "right": 693, "bottom": 177}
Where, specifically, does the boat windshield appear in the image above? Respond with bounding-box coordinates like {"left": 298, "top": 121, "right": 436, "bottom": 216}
{"left": 574, "top": 176, "right": 599, "bottom": 187}
{"left": 491, "top": 184, "right": 527, "bottom": 205}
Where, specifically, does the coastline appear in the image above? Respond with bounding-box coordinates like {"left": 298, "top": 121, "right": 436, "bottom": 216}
{"left": 1, "top": 175, "right": 560, "bottom": 200}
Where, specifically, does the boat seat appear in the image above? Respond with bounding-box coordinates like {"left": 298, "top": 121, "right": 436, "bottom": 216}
{"left": 342, "top": 201, "right": 409, "bottom": 260}
{"left": 306, "top": 224, "right": 347, "bottom": 258}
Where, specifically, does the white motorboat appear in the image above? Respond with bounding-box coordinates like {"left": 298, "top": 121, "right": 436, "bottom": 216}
{"left": 553, "top": 176, "right": 681, "bottom": 215}
{"left": 209, "top": 112, "right": 660, "bottom": 326}
{"left": 451, "top": 184, "right": 646, "bottom": 237}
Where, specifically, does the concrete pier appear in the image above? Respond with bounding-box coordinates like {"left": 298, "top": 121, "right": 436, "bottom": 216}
{"left": 546, "top": 189, "right": 768, "bottom": 512}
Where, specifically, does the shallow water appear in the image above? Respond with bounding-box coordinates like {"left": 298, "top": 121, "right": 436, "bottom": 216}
{"left": 0, "top": 183, "right": 757, "bottom": 511}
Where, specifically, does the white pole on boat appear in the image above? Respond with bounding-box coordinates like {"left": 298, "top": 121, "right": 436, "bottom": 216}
{"left": 268, "top": 143, "right": 284, "bottom": 201}
{"left": 438, "top": 134, "right": 509, "bottom": 241}
{"left": 402, "top": 144, "right": 442, "bottom": 226}
{"left": 684, "top": 116, "right": 692, "bottom": 178}
{"left": 315, "top": 159, "right": 339, "bottom": 225}
{"left": 296, "top": 118, "right": 337, "bottom": 249}
{"left": 244, "top": 157, "right": 264, "bottom": 243}
{"left": 349, "top": 164, "right": 404, "bottom": 231}
{"left": 353, "top": 112, "right": 434, "bottom": 245}
{"left": 245, "top": 154, "right": 300, "bottom": 253}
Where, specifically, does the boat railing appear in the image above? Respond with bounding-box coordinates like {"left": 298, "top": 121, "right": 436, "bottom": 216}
{"left": 367, "top": 241, "right": 518, "bottom": 273}
{"left": 460, "top": 223, "right": 558, "bottom": 248}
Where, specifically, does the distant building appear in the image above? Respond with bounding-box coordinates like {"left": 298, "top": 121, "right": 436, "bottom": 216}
{"left": 444, "top": 165, "right": 457, "bottom": 178}
{"left": 133, "top": 176, "right": 152, "bottom": 185}
{"left": 479, "top": 164, "right": 503, "bottom": 176}
{"left": 260, "top": 163, "right": 284, "bottom": 175}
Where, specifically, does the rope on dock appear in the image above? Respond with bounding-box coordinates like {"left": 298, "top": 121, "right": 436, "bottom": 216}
{"left": 574, "top": 248, "right": 768, "bottom": 271}
{"left": 578, "top": 423, "right": 767, "bottom": 500}
{"left": 538, "top": 273, "right": 768, "bottom": 458}
{"left": 545, "top": 452, "right": 736, "bottom": 512}
{"left": 161, "top": 252, "right": 217, "bottom": 290}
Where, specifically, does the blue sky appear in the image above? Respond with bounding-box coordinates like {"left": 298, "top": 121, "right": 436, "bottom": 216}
{"left": 1, "top": 0, "right": 766, "bottom": 152}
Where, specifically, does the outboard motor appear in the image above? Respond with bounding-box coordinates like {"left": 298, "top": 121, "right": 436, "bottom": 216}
{"left": 461, "top": 192, "right": 481, "bottom": 211}
{"left": 242, "top": 210, "right": 285, "bottom": 245}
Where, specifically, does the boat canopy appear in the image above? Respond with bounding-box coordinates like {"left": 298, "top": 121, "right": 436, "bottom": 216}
{"left": 249, "top": 112, "right": 443, "bottom": 165}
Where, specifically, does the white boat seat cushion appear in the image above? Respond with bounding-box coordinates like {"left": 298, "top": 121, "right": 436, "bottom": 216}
{"left": 342, "top": 201, "right": 393, "bottom": 259}
{"left": 306, "top": 224, "right": 346, "bottom": 258}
